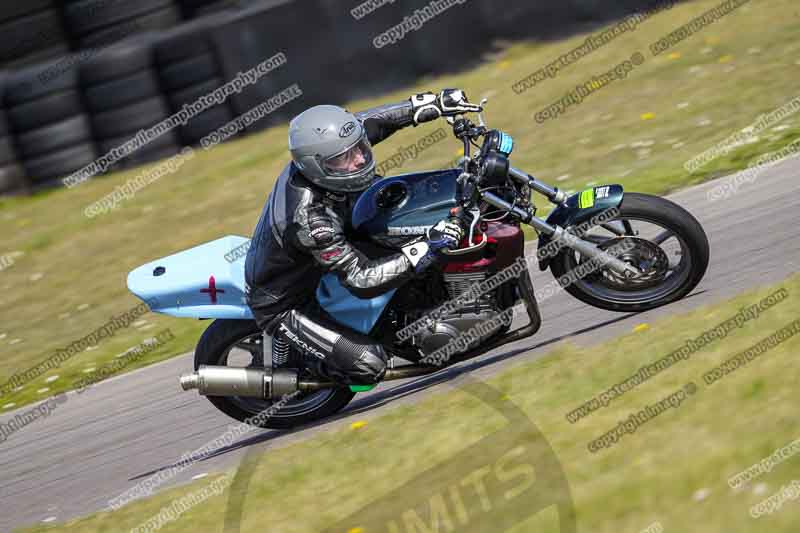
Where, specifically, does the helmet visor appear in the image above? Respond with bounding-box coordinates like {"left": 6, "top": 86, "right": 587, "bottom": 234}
{"left": 321, "top": 137, "right": 373, "bottom": 177}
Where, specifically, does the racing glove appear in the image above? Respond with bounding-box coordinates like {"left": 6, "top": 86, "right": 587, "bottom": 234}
{"left": 400, "top": 217, "right": 465, "bottom": 273}
{"left": 409, "top": 89, "right": 483, "bottom": 125}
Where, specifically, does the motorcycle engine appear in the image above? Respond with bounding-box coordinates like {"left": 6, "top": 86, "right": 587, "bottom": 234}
{"left": 407, "top": 271, "right": 508, "bottom": 357}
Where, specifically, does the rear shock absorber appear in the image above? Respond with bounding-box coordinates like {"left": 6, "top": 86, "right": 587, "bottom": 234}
{"left": 272, "top": 333, "right": 290, "bottom": 367}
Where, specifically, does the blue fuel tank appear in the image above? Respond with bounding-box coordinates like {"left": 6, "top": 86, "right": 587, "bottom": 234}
{"left": 351, "top": 168, "right": 460, "bottom": 248}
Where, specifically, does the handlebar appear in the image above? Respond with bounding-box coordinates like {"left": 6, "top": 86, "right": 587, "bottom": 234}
{"left": 443, "top": 106, "right": 549, "bottom": 253}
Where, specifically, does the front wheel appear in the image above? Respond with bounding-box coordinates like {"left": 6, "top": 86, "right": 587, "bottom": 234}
{"left": 550, "top": 193, "right": 709, "bottom": 312}
{"left": 194, "top": 319, "right": 355, "bottom": 429}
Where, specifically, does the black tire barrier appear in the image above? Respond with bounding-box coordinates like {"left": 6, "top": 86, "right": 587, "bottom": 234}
{"left": 4, "top": 55, "right": 81, "bottom": 107}
{"left": 98, "top": 129, "right": 180, "bottom": 170}
{"left": 166, "top": 77, "right": 222, "bottom": 107}
{"left": 0, "top": 1, "right": 53, "bottom": 22}
{"left": 0, "top": 104, "right": 8, "bottom": 137}
{"left": 91, "top": 96, "right": 171, "bottom": 139}
{"left": 79, "top": 37, "right": 156, "bottom": 86}
{"left": 17, "top": 114, "right": 93, "bottom": 159}
{"left": 63, "top": 0, "right": 176, "bottom": 36}
{"left": 314, "top": 0, "right": 417, "bottom": 102}
{"left": 0, "top": 74, "right": 31, "bottom": 194}
{"left": 98, "top": 128, "right": 179, "bottom": 157}
{"left": 72, "top": 4, "right": 182, "bottom": 49}
{"left": 23, "top": 141, "right": 98, "bottom": 184}
{"left": 153, "top": 20, "right": 214, "bottom": 65}
{"left": 82, "top": 36, "right": 181, "bottom": 169}
{"left": 2, "top": 43, "right": 72, "bottom": 71}
{"left": 178, "top": 105, "right": 233, "bottom": 145}
{"left": 167, "top": 78, "right": 234, "bottom": 145}
{"left": 7, "top": 89, "right": 83, "bottom": 131}
{"left": 0, "top": 6, "right": 67, "bottom": 68}
{"left": 0, "top": 162, "right": 29, "bottom": 194}
{"left": 155, "top": 23, "right": 237, "bottom": 145}
{"left": 3, "top": 54, "right": 94, "bottom": 189}
{"left": 473, "top": 1, "right": 549, "bottom": 39}
{"left": 158, "top": 52, "right": 218, "bottom": 91}
{"left": 209, "top": 2, "right": 321, "bottom": 121}
{"left": 85, "top": 69, "right": 162, "bottom": 112}
{"left": 179, "top": 0, "right": 235, "bottom": 20}
{"left": 405, "top": 0, "right": 490, "bottom": 76}
{"left": 322, "top": 0, "right": 486, "bottom": 80}
{"left": 154, "top": 20, "right": 220, "bottom": 95}
{"left": 4, "top": 57, "right": 89, "bottom": 134}
{"left": 0, "top": 135, "right": 15, "bottom": 163}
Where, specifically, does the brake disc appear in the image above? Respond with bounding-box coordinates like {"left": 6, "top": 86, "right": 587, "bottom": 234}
{"left": 590, "top": 237, "right": 670, "bottom": 290}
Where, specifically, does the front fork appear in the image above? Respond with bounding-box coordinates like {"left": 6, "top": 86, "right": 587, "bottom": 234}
{"left": 482, "top": 167, "right": 640, "bottom": 278}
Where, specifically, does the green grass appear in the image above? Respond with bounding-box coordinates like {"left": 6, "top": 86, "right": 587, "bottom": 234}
{"left": 2, "top": 0, "right": 799, "bottom": 409}
{"left": 19, "top": 272, "right": 800, "bottom": 532}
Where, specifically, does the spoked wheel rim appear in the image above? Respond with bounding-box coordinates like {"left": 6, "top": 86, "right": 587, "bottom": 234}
{"left": 565, "top": 214, "right": 694, "bottom": 305}
{"left": 216, "top": 332, "right": 337, "bottom": 419}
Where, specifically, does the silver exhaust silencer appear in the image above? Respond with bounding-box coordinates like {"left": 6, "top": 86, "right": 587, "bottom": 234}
{"left": 180, "top": 365, "right": 299, "bottom": 399}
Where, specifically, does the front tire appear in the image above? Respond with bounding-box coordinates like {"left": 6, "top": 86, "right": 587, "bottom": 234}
{"left": 194, "top": 319, "right": 355, "bottom": 429}
{"left": 550, "top": 193, "right": 709, "bottom": 312}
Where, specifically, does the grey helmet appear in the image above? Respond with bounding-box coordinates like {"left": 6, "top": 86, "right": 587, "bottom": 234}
{"left": 288, "top": 105, "right": 376, "bottom": 192}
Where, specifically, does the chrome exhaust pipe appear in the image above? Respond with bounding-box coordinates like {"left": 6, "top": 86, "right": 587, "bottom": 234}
{"left": 182, "top": 357, "right": 526, "bottom": 399}
{"left": 179, "top": 365, "right": 300, "bottom": 399}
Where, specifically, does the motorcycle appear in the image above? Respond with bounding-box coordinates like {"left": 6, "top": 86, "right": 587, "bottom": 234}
{"left": 127, "top": 102, "right": 709, "bottom": 429}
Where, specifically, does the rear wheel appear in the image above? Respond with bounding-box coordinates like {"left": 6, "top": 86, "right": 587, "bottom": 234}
{"left": 550, "top": 193, "right": 709, "bottom": 312}
{"left": 194, "top": 319, "right": 355, "bottom": 429}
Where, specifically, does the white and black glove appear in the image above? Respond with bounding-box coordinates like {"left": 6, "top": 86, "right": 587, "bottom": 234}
{"left": 409, "top": 89, "right": 483, "bottom": 125}
{"left": 401, "top": 218, "right": 465, "bottom": 273}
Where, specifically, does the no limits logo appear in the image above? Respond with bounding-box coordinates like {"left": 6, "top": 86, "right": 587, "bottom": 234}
{"left": 222, "top": 377, "right": 576, "bottom": 533}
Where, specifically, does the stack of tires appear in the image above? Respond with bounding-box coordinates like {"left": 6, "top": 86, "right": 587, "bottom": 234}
{"left": 82, "top": 36, "right": 180, "bottom": 170}
{"left": 61, "top": 0, "right": 182, "bottom": 49}
{"left": 4, "top": 56, "right": 97, "bottom": 188}
{"left": 177, "top": 0, "right": 236, "bottom": 20}
{"left": 0, "top": 2, "right": 69, "bottom": 69}
{"left": 0, "top": 74, "right": 30, "bottom": 194}
{"left": 155, "top": 25, "right": 236, "bottom": 147}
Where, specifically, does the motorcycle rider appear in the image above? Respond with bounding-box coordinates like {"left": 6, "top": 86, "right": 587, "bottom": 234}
{"left": 245, "top": 89, "right": 482, "bottom": 386}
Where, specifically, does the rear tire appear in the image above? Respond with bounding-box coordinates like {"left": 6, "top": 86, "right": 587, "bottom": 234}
{"left": 194, "top": 319, "right": 356, "bottom": 429}
{"left": 550, "top": 193, "right": 709, "bottom": 312}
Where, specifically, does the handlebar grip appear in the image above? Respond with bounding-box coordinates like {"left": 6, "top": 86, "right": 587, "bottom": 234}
{"left": 448, "top": 206, "right": 470, "bottom": 228}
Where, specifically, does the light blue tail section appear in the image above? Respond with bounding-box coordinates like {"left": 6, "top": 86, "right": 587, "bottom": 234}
{"left": 128, "top": 236, "right": 397, "bottom": 333}
{"left": 316, "top": 274, "right": 396, "bottom": 335}
{"left": 127, "top": 235, "right": 254, "bottom": 320}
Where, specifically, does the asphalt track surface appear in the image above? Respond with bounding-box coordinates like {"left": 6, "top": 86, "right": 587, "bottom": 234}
{"left": 1, "top": 161, "right": 798, "bottom": 532}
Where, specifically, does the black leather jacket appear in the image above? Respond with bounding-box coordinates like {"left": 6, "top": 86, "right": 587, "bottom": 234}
{"left": 245, "top": 100, "right": 418, "bottom": 329}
